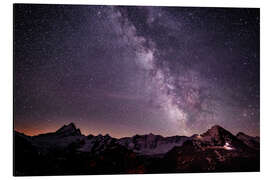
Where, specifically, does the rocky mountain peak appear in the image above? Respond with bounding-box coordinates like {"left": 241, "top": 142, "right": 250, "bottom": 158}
{"left": 199, "top": 125, "right": 235, "bottom": 146}
{"left": 203, "top": 125, "right": 231, "bottom": 136}
{"left": 56, "top": 122, "right": 81, "bottom": 136}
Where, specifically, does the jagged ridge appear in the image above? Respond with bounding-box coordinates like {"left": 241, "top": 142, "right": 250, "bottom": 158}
{"left": 14, "top": 123, "right": 260, "bottom": 175}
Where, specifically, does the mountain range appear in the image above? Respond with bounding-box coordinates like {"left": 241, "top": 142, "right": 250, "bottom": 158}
{"left": 14, "top": 123, "right": 260, "bottom": 175}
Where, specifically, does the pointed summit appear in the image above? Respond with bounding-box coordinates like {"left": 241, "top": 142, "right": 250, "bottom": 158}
{"left": 57, "top": 122, "right": 76, "bottom": 132}
{"left": 200, "top": 125, "right": 235, "bottom": 146}
{"left": 203, "top": 125, "right": 231, "bottom": 136}
{"left": 68, "top": 122, "right": 76, "bottom": 128}
{"left": 56, "top": 122, "right": 81, "bottom": 137}
{"left": 208, "top": 124, "right": 225, "bottom": 131}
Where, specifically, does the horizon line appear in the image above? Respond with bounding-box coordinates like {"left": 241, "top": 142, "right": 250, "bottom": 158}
{"left": 14, "top": 122, "right": 260, "bottom": 139}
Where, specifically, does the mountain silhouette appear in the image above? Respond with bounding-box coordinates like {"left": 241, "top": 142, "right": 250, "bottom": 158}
{"left": 14, "top": 123, "right": 260, "bottom": 176}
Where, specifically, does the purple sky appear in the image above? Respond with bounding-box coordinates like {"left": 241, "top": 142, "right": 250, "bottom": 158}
{"left": 14, "top": 5, "right": 259, "bottom": 137}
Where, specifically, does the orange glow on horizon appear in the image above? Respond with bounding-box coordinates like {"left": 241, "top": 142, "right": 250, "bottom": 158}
{"left": 14, "top": 122, "right": 130, "bottom": 138}
{"left": 14, "top": 121, "right": 260, "bottom": 138}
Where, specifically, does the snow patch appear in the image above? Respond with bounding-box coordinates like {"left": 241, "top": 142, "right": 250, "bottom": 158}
{"left": 223, "top": 142, "right": 234, "bottom": 150}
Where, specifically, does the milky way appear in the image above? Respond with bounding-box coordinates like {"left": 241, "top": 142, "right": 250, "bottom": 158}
{"left": 14, "top": 5, "right": 260, "bottom": 137}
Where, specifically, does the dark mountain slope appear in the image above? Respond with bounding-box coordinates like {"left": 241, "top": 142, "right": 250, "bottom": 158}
{"left": 14, "top": 123, "right": 260, "bottom": 175}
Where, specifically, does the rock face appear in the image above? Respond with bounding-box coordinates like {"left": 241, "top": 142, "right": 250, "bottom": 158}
{"left": 192, "top": 125, "right": 250, "bottom": 151}
{"left": 27, "top": 123, "right": 84, "bottom": 153}
{"left": 200, "top": 125, "right": 235, "bottom": 145}
{"left": 14, "top": 123, "right": 260, "bottom": 176}
{"left": 164, "top": 126, "right": 260, "bottom": 173}
{"left": 236, "top": 132, "right": 260, "bottom": 150}
{"left": 78, "top": 134, "right": 117, "bottom": 154}
{"left": 118, "top": 134, "right": 190, "bottom": 155}
{"left": 55, "top": 123, "right": 82, "bottom": 137}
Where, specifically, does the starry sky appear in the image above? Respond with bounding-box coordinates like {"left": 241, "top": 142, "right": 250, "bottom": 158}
{"left": 14, "top": 4, "right": 260, "bottom": 138}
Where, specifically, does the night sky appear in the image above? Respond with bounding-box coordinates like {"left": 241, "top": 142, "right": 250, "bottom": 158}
{"left": 14, "top": 4, "right": 260, "bottom": 138}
